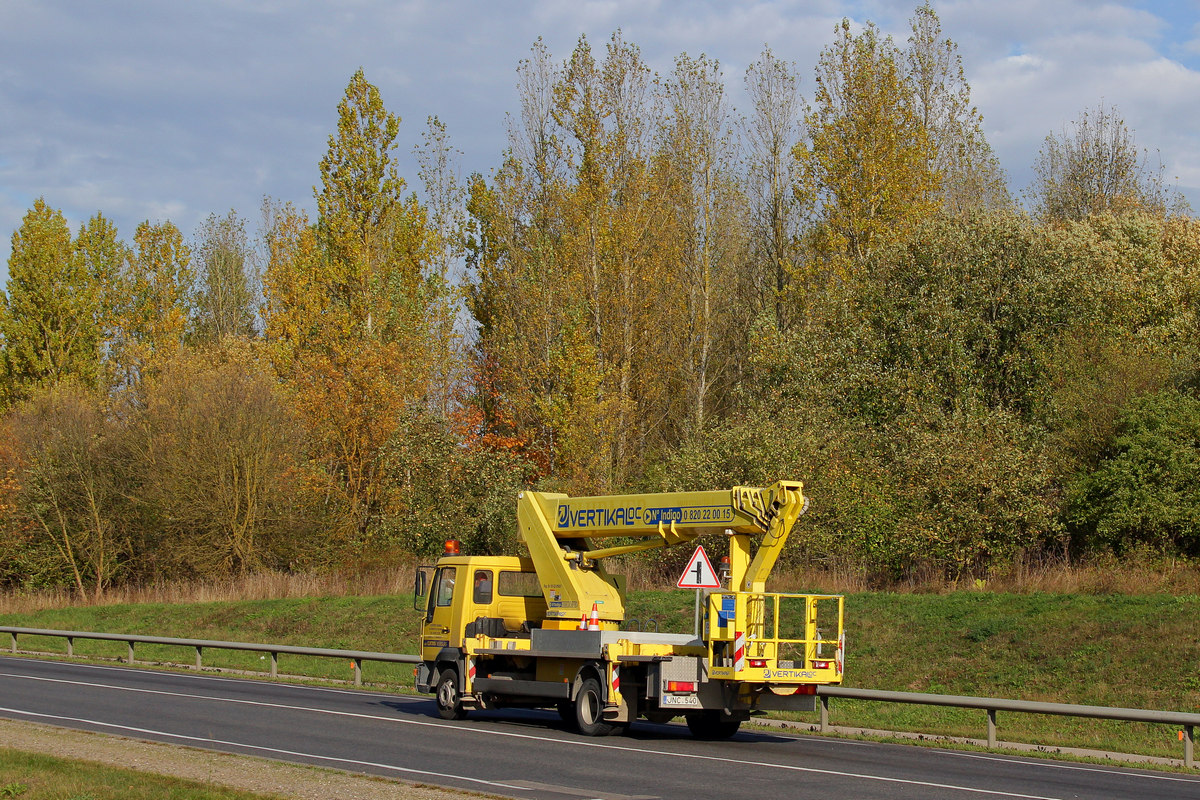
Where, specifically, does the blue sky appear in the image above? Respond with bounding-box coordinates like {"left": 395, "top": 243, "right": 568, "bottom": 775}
{"left": 2, "top": 1, "right": 1199, "bottom": 280}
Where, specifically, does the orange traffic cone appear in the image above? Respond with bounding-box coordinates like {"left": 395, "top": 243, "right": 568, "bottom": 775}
{"left": 578, "top": 613, "right": 588, "bottom": 630}
{"left": 587, "top": 602, "right": 600, "bottom": 631}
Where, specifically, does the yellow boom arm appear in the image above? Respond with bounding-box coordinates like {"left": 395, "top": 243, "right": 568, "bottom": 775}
{"left": 517, "top": 481, "right": 807, "bottom": 627}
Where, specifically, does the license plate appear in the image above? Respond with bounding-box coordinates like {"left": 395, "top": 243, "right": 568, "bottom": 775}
{"left": 659, "top": 694, "right": 701, "bottom": 707}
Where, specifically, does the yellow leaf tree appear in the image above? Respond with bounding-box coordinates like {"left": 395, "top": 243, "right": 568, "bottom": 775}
{"left": 112, "top": 220, "right": 192, "bottom": 390}
{"left": 1, "top": 199, "right": 104, "bottom": 401}
{"left": 796, "top": 19, "right": 939, "bottom": 273}
{"left": 264, "top": 70, "right": 442, "bottom": 552}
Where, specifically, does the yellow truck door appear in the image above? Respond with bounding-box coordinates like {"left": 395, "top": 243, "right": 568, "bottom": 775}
{"left": 422, "top": 566, "right": 459, "bottom": 661}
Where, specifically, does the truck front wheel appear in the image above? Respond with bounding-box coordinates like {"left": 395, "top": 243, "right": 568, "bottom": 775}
{"left": 436, "top": 668, "right": 467, "bottom": 720}
{"left": 574, "top": 677, "right": 619, "bottom": 736}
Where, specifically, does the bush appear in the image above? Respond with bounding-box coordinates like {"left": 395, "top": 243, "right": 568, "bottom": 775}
{"left": 1065, "top": 389, "right": 1200, "bottom": 556}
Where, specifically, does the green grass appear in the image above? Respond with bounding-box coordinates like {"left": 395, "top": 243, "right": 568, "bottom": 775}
{"left": 0, "top": 748, "right": 286, "bottom": 800}
{"left": 0, "top": 597, "right": 421, "bottom": 687}
{"left": 2, "top": 590, "right": 1197, "bottom": 762}
{"left": 768, "top": 591, "right": 1200, "bottom": 761}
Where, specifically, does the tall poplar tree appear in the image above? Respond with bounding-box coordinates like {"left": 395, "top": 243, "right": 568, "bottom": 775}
{"left": 470, "top": 33, "right": 697, "bottom": 490}
{"left": 112, "top": 220, "right": 192, "bottom": 389}
{"left": 743, "top": 47, "right": 807, "bottom": 330}
{"left": 663, "top": 52, "right": 745, "bottom": 432}
{"left": 192, "top": 210, "right": 258, "bottom": 342}
{"left": 797, "top": 19, "right": 938, "bottom": 269}
{"left": 465, "top": 39, "right": 571, "bottom": 477}
{"left": 416, "top": 115, "right": 466, "bottom": 419}
{"left": 265, "top": 69, "right": 442, "bottom": 548}
{"left": 905, "top": 2, "right": 1009, "bottom": 213}
{"left": 1, "top": 199, "right": 102, "bottom": 399}
{"left": 74, "top": 212, "right": 129, "bottom": 389}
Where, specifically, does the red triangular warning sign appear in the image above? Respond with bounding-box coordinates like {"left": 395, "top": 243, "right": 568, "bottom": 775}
{"left": 677, "top": 545, "right": 721, "bottom": 589}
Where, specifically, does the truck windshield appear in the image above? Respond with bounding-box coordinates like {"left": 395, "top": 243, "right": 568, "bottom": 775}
{"left": 435, "top": 567, "right": 457, "bottom": 607}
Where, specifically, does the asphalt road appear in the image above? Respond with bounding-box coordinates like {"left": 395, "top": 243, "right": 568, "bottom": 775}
{"left": 0, "top": 656, "right": 1196, "bottom": 800}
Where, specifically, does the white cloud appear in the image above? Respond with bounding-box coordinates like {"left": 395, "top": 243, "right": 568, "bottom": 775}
{"left": 1, "top": 0, "right": 1198, "bottom": 278}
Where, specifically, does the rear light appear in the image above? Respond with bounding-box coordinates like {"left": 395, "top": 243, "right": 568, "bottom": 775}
{"left": 443, "top": 539, "right": 461, "bottom": 555}
{"left": 796, "top": 684, "right": 817, "bottom": 695}
{"left": 748, "top": 659, "right": 767, "bottom": 668}
{"left": 812, "top": 661, "right": 831, "bottom": 669}
{"left": 666, "top": 681, "right": 696, "bottom": 693}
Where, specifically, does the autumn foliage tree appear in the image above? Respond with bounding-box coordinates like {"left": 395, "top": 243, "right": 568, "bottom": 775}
{"left": 1, "top": 199, "right": 103, "bottom": 400}
{"left": 905, "top": 2, "right": 1009, "bottom": 213}
{"left": 192, "top": 210, "right": 259, "bottom": 342}
{"left": 3, "top": 9, "right": 1199, "bottom": 591}
{"left": 264, "top": 69, "right": 448, "bottom": 556}
{"left": 132, "top": 341, "right": 307, "bottom": 578}
{"left": 8, "top": 384, "right": 129, "bottom": 599}
{"left": 1030, "top": 102, "right": 1183, "bottom": 221}
{"left": 111, "top": 220, "right": 192, "bottom": 390}
{"left": 796, "top": 19, "right": 939, "bottom": 272}
{"left": 742, "top": 47, "right": 806, "bottom": 331}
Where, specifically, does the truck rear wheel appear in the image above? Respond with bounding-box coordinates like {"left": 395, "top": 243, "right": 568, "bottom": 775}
{"left": 686, "top": 711, "right": 740, "bottom": 740}
{"left": 436, "top": 668, "right": 467, "bottom": 720}
{"left": 574, "top": 677, "right": 619, "bottom": 736}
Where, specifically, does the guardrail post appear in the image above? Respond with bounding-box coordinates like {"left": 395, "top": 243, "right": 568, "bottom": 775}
{"left": 819, "top": 695, "right": 829, "bottom": 732}
{"left": 195, "top": 646, "right": 202, "bottom": 669}
{"left": 353, "top": 658, "right": 362, "bottom": 686}
{"left": 987, "top": 709, "right": 997, "bottom": 748}
{"left": 9, "top": 632, "right": 15, "bottom": 653}
{"left": 1186, "top": 724, "right": 1194, "bottom": 769}
{"left": 66, "top": 637, "right": 73, "bottom": 657}
{"left": 270, "top": 652, "right": 278, "bottom": 678}
{"left": 127, "top": 641, "right": 135, "bottom": 664}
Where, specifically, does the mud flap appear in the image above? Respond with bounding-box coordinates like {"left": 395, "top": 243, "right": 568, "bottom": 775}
{"left": 754, "top": 689, "right": 818, "bottom": 712}
{"left": 416, "top": 663, "right": 433, "bottom": 693}
{"left": 602, "top": 663, "right": 635, "bottom": 722}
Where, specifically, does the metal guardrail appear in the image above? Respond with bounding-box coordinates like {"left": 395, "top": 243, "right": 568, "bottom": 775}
{"left": 817, "top": 686, "right": 1197, "bottom": 768}
{"left": 1, "top": 626, "right": 419, "bottom": 687}
{"left": 1, "top": 625, "right": 1194, "bottom": 768}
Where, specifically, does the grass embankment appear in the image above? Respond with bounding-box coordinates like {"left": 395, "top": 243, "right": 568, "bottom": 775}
{"left": 2, "top": 590, "right": 1197, "bottom": 760}
{"left": 0, "top": 748, "right": 285, "bottom": 800}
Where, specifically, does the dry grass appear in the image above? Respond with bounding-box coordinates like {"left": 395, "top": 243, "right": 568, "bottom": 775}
{"left": 0, "top": 565, "right": 419, "bottom": 615}
{"left": 982, "top": 552, "right": 1200, "bottom": 595}
{"left": 617, "top": 550, "right": 1200, "bottom": 596}
{"left": 1, "top": 550, "right": 1195, "bottom": 616}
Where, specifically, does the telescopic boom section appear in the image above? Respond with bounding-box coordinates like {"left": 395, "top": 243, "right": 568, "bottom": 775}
{"left": 516, "top": 481, "right": 807, "bottom": 629}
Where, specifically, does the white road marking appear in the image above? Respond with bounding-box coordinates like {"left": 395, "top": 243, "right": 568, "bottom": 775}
{"left": 0, "top": 656, "right": 425, "bottom": 702}
{"left": 935, "top": 748, "right": 1200, "bottom": 785}
{"left": 0, "top": 706, "right": 527, "bottom": 791}
{"left": 0, "top": 666, "right": 1072, "bottom": 799}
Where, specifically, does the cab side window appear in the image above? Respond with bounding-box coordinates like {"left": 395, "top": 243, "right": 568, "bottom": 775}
{"left": 435, "top": 567, "right": 457, "bottom": 607}
{"left": 472, "top": 570, "right": 493, "bottom": 604}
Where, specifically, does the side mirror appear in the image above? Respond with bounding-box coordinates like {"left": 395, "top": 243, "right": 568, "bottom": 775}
{"left": 413, "top": 568, "right": 429, "bottom": 611}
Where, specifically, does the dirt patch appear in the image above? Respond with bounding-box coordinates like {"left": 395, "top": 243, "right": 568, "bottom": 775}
{"left": 0, "top": 718, "right": 503, "bottom": 800}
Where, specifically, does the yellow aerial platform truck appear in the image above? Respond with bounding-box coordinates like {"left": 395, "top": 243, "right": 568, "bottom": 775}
{"left": 413, "top": 481, "right": 844, "bottom": 738}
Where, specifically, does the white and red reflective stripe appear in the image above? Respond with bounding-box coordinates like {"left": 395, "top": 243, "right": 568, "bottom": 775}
{"left": 835, "top": 633, "right": 845, "bottom": 675}
{"left": 733, "top": 631, "right": 746, "bottom": 672}
{"left": 611, "top": 665, "right": 620, "bottom": 695}
{"left": 467, "top": 657, "right": 476, "bottom": 682}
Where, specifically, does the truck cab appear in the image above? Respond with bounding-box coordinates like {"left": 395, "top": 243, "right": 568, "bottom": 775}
{"left": 420, "top": 553, "right": 546, "bottom": 664}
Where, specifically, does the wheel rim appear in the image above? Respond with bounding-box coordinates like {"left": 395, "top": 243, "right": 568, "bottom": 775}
{"left": 580, "top": 687, "right": 600, "bottom": 725}
{"left": 438, "top": 677, "right": 457, "bottom": 710}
